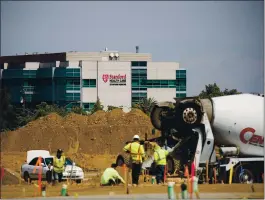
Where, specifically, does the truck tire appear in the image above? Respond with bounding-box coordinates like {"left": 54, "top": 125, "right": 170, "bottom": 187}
{"left": 76, "top": 179, "right": 82, "bottom": 184}
{"left": 24, "top": 171, "right": 31, "bottom": 183}
{"left": 178, "top": 102, "right": 203, "bottom": 126}
{"left": 234, "top": 165, "right": 254, "bottom": 183}
{"left": 150, "top": 106, "right": 172, "bottom": 130}
{"left": 116, "top": 155, "right": 131, "bottom": 168}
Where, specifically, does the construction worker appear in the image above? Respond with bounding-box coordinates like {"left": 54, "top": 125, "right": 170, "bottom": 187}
{"left": 46, "top": 162, "right": 53, "bottom": 184}
{"left": 123, "top": 134, "right": 145, "bottom": 186}
{"left": 153, "top": 143, "right": 169, "bottom": 184}
{"left": 100, "top": 163, "right": 125, "bottom": 186}
{"left": 53, "top": 149, "right": 66, "bottom": 183}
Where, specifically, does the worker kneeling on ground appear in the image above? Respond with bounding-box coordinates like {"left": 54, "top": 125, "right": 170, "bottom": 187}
{"left": 53, "top": 149, "right": 66, "bottom": 183}
{"left": 100, "top": 164, "right": 125, "bottom": 186}
{"left": 153, "top": 143, "right": 169, "bottom": 184}
{"left": 123, "top": 134, "right": 145, "bottom": 186}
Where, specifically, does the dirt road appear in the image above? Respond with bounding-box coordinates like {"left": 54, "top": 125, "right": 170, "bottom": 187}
{"left": 1, "top": 183, "right": 264, "bottom": 199}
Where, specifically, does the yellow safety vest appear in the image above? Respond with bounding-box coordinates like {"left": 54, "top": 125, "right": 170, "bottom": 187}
{"left": 123, "top": 142, "right": 145, "bottom": 163}
{"left": 154, "top": 148, "right": 168, "bottom": 166}
{"left": 53, "top": 156, "right": 66, "bottom": 173}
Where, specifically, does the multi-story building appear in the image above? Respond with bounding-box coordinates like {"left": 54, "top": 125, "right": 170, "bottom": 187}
{"left": 0, "top": 49, "right": 187, "bottom": 112}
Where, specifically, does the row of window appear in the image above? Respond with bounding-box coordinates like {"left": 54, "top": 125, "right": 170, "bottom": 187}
{"left": 132, "top": 93, "right": 147, "bottom": 98}
{"left": 83, "top": 79, "right": 96, "bottom": 87}
{"left": 131, "top": 61, "right": 147, "bottom": 67}
{"left": 176, "top": 70, "right": 186, "bottom": 79}
{"left": 132, "top": 79, "right": 186, "bottom": 89}
{"left": 65, "top": 79, "right": 97, "bottom": 90}
{"left": 176, "top": 93, "right": 187, "bottom": 98}
{"left": 65, "top": 93, "right": 80, "bottom": 101}
{"left": 64, "top": 102, "right": 95, "bottom": 111}
{"left": 83, "top": 103, "right": 95, "bottom": 111}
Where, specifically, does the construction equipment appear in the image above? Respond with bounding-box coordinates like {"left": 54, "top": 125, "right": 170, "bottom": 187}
{"left": 149, "top": 93, "right": 264, "bottom": 184}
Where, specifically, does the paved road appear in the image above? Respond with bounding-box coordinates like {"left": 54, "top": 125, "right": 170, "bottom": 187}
{"left": 3, "top": 193, "right": 261, "bottom": 199}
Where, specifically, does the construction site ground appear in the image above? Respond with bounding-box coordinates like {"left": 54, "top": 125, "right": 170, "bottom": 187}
{"left": 1, "top": 110, "right": 264, "bottom": 199}
{"left": 1, "top": 182, "right": 264, "bottom": 199}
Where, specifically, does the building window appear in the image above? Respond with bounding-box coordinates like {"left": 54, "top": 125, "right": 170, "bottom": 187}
{"left": 132, "top": 69, "right": 147, "bottom": 78}
{"left": 131, "top": 92, "right": 147, "bottom": 104}
{"left": 176, "top": 93, "right": 187, "bottom": 98}
{"left": 146, "top": 80, "right": 176, "bottom": 88}
{"left": 23, "top": 70, "right": 37, "bottom": 78}
{"left": 82, "top": 102, "right": 95, "bottom": 111}
{"left": 83, "top": 79, "right": 96, "bottom": 87}
{"left": 131, "top": 61, "right": 147, "bottom": 67}
{"left": 132, "top": 88, "right": 147, "bottom": 91}
{"left": 65, "top": 93, "right": 80, "bottom": 101}
{"left": 66, "top": 68, "right": 80, "bottom": 78}
{"left": 176, "top": 79, "right": 186, "bottom": 87}
{"left": 66, "top": 79, "right": 80, "bottom": 90}
{"left": 176, "top": 70, "right": 186, "bottom": 79}
{"left": 176, "top": 86, "right": 186, "bottom": 91}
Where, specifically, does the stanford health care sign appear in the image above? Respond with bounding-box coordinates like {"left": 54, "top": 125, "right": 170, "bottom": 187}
{"left": 102, "top": 74, "right": 126, "bottom": 86}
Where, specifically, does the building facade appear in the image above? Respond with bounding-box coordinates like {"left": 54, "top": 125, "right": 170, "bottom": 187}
{"left": 0, "top": 51, "right": 186, "bottom": 112}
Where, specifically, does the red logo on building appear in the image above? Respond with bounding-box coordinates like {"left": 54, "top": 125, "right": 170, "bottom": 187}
{"left": 239, "top": 127, "right": 264, "bottom": 147}
{"left": 102, "top": 74, "right": 126, "bottom": 86}
{"left": 102, "top": 74, "right": 109, "bottom": 83}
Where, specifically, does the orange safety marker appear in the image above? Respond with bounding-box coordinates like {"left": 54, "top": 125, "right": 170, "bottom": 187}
{"left": 184, "top": 165, "right": 191, "bottom": 197}
{"left": 33, "top": 156, "right": 43, "bottom": 196}
{"left": 190, "top": 162, "right": 196, "bottom": 199}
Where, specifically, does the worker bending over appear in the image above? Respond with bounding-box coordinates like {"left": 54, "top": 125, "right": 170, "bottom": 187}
{"left": 53, "top": 149, "right": 66, "bottom": 183}
{"left": 123, "top": 135, "right": 145, "bottom": 186}
{"left": 153, "top": 143, "right": 169, "bottom": 184}
{"left": 101, "top": 164, "right": 125, "bottom": 186}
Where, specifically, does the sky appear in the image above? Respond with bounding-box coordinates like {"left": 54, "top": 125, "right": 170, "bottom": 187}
{"left": 1, "top": 1, "right": 264, "bottom": 96}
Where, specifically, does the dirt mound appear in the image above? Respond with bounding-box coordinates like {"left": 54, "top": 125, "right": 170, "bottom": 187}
{"left": 1, "top": 109, "right": 159, "bottom": 155}
{"left": 1, "top": 167, "right": 20, "bottom": 185}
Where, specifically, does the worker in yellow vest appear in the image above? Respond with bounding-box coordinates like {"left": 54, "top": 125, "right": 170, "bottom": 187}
{"left": 123, "top": 135, "right": 145, "bottom": 186}
{"left": 53, "top": 149, "right": 66, "bottom": 183}
{"left": 153, "top": 143, "right": 169, "bottom": 184}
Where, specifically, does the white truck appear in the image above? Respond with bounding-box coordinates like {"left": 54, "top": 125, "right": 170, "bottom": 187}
{"left": 21, "top": 150, "right": 84, "bottom": 183}
{"left": 149, "top": 93, "right": 264, "bottom": 183}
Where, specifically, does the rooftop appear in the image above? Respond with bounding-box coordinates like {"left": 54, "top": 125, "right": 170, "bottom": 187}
{"left": 0, "top": 51, "right": 152, "bottom": 64}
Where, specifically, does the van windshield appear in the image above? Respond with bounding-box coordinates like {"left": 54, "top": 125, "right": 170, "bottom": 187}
{"left": 45, "top": 157, "right": 53, "bottom": 165}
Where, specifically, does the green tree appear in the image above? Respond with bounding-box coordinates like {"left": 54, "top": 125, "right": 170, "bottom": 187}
{"left": 107, "top": 105, "right": 121, "bottom": 112}
{"left": 34, "top": 102, "right": 68, "bottom": 119}
{"left": 137, "top": 97, "right": 157, "bottom": 116}
{"left": 199, "top": 83, "right": 241, "bottom": 98}
{"left": 0, "top": 88, "right": 18, "bottom": 131}
{"left": 91, "top": 97, "right": 104, "bottom": 114}
{"left": 71, "top": 106, "right": 87, "bottom": 115}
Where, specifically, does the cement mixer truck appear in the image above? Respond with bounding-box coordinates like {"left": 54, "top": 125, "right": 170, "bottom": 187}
{"left": 150, "top": 93, "right": 264, "bottom": 184}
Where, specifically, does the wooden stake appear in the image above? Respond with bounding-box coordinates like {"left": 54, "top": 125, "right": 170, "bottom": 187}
{"left": 213, "top": 168, "right": 217, "bottom": 184}
{"left": 126, "top": 167, "right": 130, "bottom": 194}
{"left": 19, "top": 168, "right": 21, "bottom": 185}
{"left": 123, "top": 164, "right": 129, "bottom": 194}
{"left": 164, "top": 165, "right": 168, "bottom": 184}
{"left": 229, "top": 165, "right": 233, "bottom": 184}
{"left": 205, "top": 161, "right": 209, "bottom": 184}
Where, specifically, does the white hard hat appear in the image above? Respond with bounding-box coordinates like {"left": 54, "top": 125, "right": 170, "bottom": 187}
{"left": 133, "top": 135, "right": 140, "bottom": 140}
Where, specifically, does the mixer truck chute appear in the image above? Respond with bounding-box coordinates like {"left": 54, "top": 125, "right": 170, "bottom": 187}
{"left": 150, "top": 93, "right": 264, "bottom": 183}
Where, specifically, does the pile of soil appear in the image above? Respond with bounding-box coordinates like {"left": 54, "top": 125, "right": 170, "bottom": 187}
{"left": 1, "top": 168, "right": 20, "bottom": 185}
{"left": 1, "top": 109, "right": 160, "bottom": 155}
